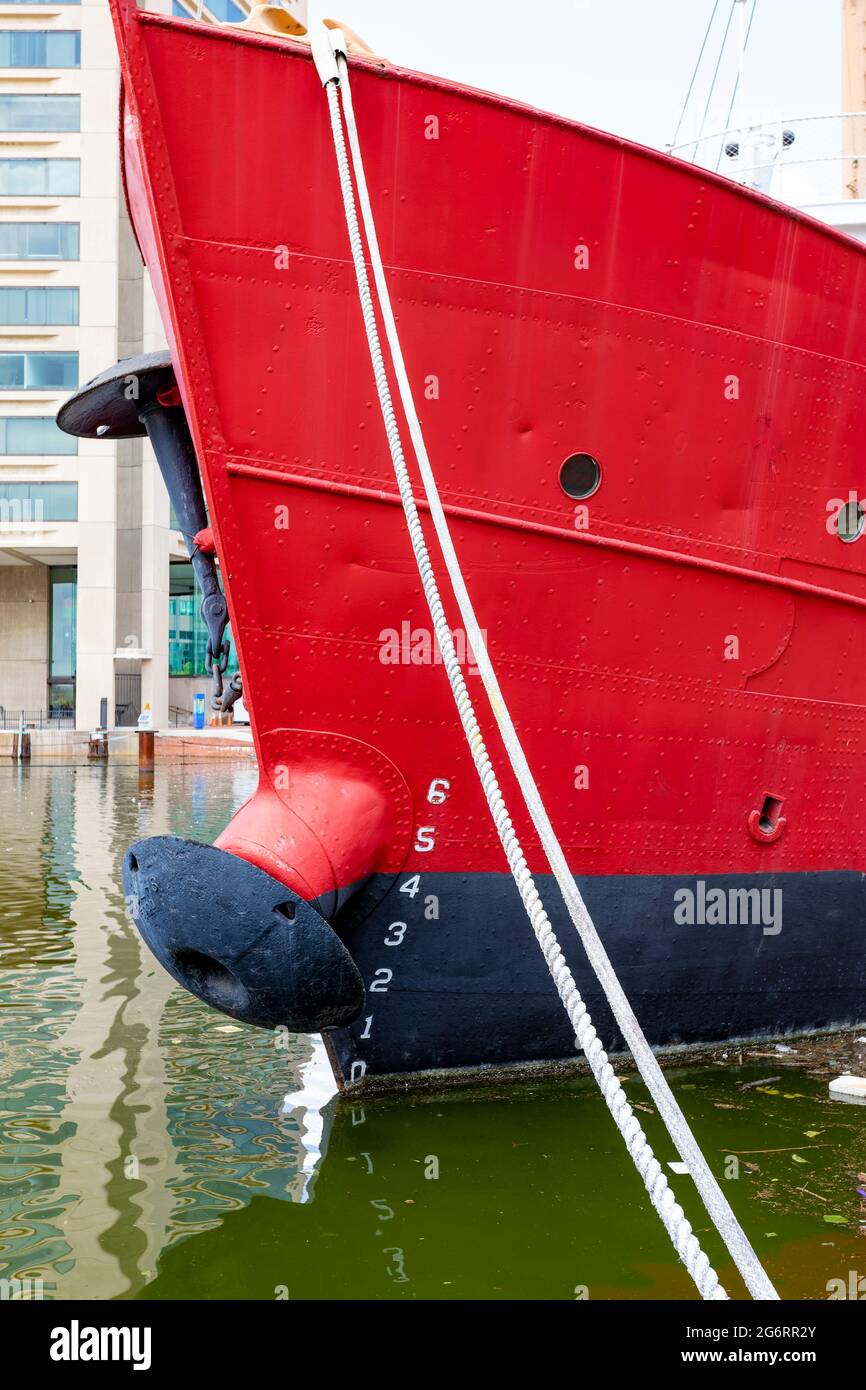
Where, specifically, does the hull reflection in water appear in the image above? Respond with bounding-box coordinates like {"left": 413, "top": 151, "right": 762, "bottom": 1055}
{"left": 135, "top": 1046, "right": 866, "bottom": 1303}
{"left": 280, "top": 1037, "right": 339, "bottom": 1204}
{"left": 1, "top": 767, "right": 864, "bottom": 1302}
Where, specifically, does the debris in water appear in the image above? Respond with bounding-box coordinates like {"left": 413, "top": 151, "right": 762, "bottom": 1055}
{"left": 794, "top": 1185, "right": 828, "bottom": 1202}
{"left": 828, "top": 1074, "right": 866, "bottom": 1103}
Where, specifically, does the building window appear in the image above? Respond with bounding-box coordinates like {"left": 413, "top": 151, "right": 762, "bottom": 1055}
{"left": 48, "top": 564, "right": 76, "bottom": 718}
{"left": 0, "top": 31, "right": 81, "bottom": 67}
{"left": 172, "top": 0, "right": 244, "bottom": 19}
{"left": 169, "top": 561, "right": 232, "bottom": 675}
{"left": 0, "top": 481, "right": 77, "bottom": 521}
{"left": 0, "top": 352, "right": 78, "bottom": 389}
{"left": 0, "top": 416, "right": 76, "bottom": 454}
{"left": 0, "top": 94, "right": 80, "bottom": 132}
{"left": 0, "top": 287, "right": 78, "bottom": 325}
{"left": 0, "top": 223, "right": 79, "bottom": 260}
{"left": 0, "top": 158, "right": 80, "bottom": 196}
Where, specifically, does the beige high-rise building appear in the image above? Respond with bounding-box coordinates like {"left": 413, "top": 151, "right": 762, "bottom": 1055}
{"left": 0, "top": 0, "right": 255, "bottom": 732}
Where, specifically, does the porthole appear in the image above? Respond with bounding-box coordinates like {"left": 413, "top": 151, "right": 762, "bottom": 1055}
{"left": 559, "top": 452, "right": 601, "bottom": 500}
{"left": 837, "top": 498, "right": 864, "bottom": 543}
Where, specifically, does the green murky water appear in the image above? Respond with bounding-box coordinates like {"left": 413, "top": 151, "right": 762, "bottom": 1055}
{"left": 0, "top": 764, "right": 864, "bottom": 1301}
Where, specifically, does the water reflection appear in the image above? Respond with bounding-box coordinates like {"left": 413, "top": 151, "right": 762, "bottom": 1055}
{"left": 0, "top": 765, "right": 864, "bottom": 1301}
{"left": 0, "top": 763, "right": 331, "bottom": 1300}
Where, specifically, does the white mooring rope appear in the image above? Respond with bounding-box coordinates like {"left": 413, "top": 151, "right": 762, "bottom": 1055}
{"left": 313, "top": 27, "right": 778, "bottom": 1301}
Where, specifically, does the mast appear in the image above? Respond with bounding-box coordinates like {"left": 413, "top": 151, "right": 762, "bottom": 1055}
{"left": 842, "top": 0, "right": 866, "bottom": 197}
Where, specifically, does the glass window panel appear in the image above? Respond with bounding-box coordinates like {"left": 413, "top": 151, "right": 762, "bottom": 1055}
{"left": 0, "top": 286, "right": 79, "bottom": 324}
{"left": 0, "top": 287, "right": 26, "bottom": 321}
{"left": 0, "top": 158, "right": 41, "bottom": 194}
{"left": 173, "top": 0, "right": 243, "bottom": 18}
{"left": 25, "top": 224, "right": 56, "bottom": 258}
{"left": 0, "top": 351, "right": 78, "bottom": 388}
{"left": 24, "top": 286, "right": 46, "bottom": 322}
{"left": 211, "top": 0, "right": 244, "bottom": 20}
{"left": 0, "top": 353, "right": 24, "bottom": 387}
{"left": 59, "top": 223, "right": 78, "bottom": 258}
{"left": 0, "top": 223, "right": 79, "bottom": 260}
{"left": 49, "top": 565, "right": 77, "bottom": 679}
{"left": 0, "top": 158, "right": 81, "bottom": 196}
{"left": 0, "top": 481, "right": 77, "bottom": 520}
{"left": 169, "top": 561, "right": 232, "bottom": 675}
{"left": 32, "top": 481, "right": 77, "bottom": 519}
{"left": 22, "top": 351, "right": 78, "bottom": 388}
{"left": 47, "top": 681, "right": 75, "bottom": 715}
{"left": 47, "top": 32, "right": 80, "bottom": 66}
{"left": 0, "top": 32, "right": 81, "bottom": 68}
{"left": 47, "top": 159, "right": 79, "bottom": 195}
{"left": 26, "top": 222, "right": 77, "bottom": 258}
{"left": 49, "top": 287, "right": 78, "bottom": 323}
{"left": 0, "top": 94, "right": 80, "bottom": 132}
{"left": 0, "top": 224, "right": 23, "bottom": 258}
{"left": 0, "top": 416, "right": 76, "bottom": 455}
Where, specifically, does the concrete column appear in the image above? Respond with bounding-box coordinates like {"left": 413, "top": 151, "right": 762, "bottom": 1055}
{"left": 0, "top": 563, "right": 49, "bottom": 712}
{"left": 75, "top": 448, "right": 117, "bottom": 729}
{"left": 74, "top": 3, "right": 124, "bottom": 728}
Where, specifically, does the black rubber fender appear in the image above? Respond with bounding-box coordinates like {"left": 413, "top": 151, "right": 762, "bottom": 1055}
{"left": 122, "top": 835, "right": 365, "bottom": 1031}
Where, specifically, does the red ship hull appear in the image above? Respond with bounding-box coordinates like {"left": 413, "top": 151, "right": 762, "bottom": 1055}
{"left": 107, "top": 2, "right": 865, "bottom": 1089}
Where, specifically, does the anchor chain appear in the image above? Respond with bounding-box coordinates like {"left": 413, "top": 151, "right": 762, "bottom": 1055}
{"left": 205, "top": 635, "right": 243, "bottom": 716}
{"left": 204, "top": 634, "right": 229, "bottom": 705}
{"left": 193, "top": 535, "right": 241, "bottom": 716}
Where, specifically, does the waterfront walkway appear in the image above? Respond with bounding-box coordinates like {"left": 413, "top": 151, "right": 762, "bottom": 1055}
{"left": 0, "top": 724, "right": 255, "bottom": 763}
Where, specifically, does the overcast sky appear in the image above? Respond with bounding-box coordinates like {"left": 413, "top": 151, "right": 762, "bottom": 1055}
{"left": 306, "top": 0, "right": 841, "bottom": 154}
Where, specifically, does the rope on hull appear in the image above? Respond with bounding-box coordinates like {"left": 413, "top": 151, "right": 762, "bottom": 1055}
{"left": 313, "top": 26, "right": 778, "bottom": 1302}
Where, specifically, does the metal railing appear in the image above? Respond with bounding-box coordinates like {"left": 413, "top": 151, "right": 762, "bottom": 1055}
{"left": 0, "top": 708, "right": 74, "bottom": 730}
{"left": 114, "top": 673, "right": 141, "bottom": 728}
{"left": 668, "top": 112, "right": 866, "bottom": 207}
